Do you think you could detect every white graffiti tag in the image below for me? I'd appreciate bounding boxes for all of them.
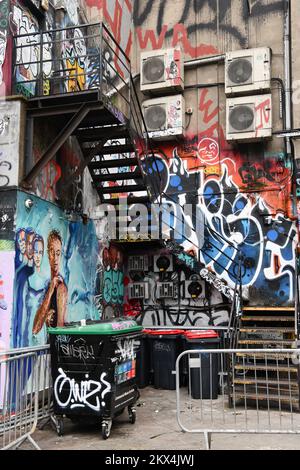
[54,368,111,411]
[200,268,233,300]
[116,339,136,361]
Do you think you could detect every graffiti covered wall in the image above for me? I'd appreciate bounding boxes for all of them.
[132,0,286,62]
[0,100,23,188]
[124,249,230,327]
[11,191,101,348]
[139,88,296,306]
[128,0,297,307]
[101,244,124,319]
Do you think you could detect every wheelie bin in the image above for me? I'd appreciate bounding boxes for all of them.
[184,330,220,399]
[48,318,142,439]
[147,330,183,390]
[135,329,153,388]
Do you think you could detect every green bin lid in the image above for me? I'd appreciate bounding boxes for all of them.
[48,318,142,336]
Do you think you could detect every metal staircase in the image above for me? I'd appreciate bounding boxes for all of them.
[228,306,299,410]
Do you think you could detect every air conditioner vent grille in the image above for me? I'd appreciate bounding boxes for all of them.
[229,105,255,132]
[144,105,166,131]
[142,56,165,84]
[227,58,253,85]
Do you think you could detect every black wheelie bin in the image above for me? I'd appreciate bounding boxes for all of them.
[184,330,220,399]
[48,318,142,439]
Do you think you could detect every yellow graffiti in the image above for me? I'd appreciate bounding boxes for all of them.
[66,58,86,92]
[43,78,50,96]
[204,165,221,175]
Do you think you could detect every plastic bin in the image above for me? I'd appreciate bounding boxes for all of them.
[48,318,142,439]
[184,330,220,399]
[135,329,152,388]
[147,330,183,390]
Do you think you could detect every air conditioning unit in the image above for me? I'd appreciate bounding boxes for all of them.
[226,94,272,142]
[140,48,184,94]
[154,254,173,273]
[184,280,205,299]
[128,255,149,271]
[225,47,271,96]
[157,282,177,299]
[142,94,185,140]
[128,282,149,300]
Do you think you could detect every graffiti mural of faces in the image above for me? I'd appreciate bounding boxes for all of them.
[12,228,68,347]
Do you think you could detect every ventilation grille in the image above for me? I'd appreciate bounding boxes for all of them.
[142,56,165,84]
[128,283,149,299]
[229,104,255,133]
[157,282,177,299]
[128,256,148,272]
[144,105,167,131]
[227,57,253,86]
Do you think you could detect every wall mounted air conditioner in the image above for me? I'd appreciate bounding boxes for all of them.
[154,254,173,273]
[140,47,184,94]
[128,282,149,300]
[128,255,149,271]
[184,280,205,299]
[142,94,185,141]
[225,47,271,96]
[226,94,272,142]
[157,282,177,299]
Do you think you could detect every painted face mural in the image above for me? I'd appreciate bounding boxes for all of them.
[12,193,101,348]
[33,237,44,269]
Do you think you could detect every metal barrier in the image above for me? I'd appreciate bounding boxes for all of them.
[175,348,300,450]
[0,345,51,450]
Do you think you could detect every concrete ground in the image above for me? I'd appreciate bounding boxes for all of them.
[24,386,300,451]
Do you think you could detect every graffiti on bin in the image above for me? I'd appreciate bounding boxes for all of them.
[153,341,172,353]
[115,338,136,361]
[55,337,96,362]
[54,368,111,411]
[111,320,137,330]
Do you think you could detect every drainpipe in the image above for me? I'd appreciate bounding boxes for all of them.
[284,0,293,156]
[284,0,298,339]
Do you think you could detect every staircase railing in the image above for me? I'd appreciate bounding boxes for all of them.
[227,254,243,349]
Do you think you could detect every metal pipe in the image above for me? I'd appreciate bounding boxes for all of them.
[284,0,293,156]
[184,54,225,69]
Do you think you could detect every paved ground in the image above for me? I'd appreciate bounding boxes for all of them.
[24,386,300,451]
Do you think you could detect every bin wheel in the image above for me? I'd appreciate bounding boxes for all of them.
[128,406,136,424]
[102,422,111,440]
[56,417,64,437]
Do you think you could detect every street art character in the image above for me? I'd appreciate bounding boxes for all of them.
[33,230,68,333]
[23,235,47,346]
[12,228,35,347]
